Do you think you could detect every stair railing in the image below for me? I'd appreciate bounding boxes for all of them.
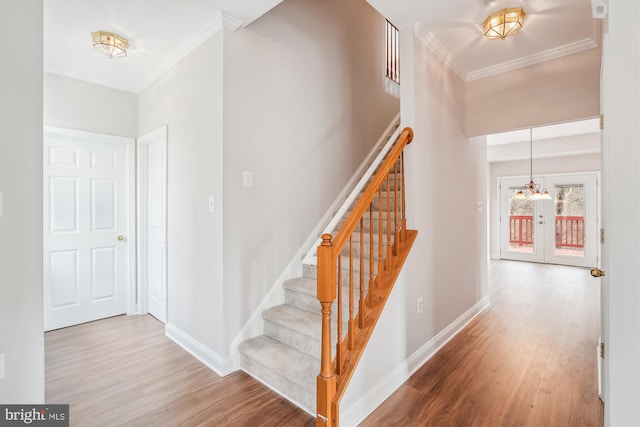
[316,127,417,427]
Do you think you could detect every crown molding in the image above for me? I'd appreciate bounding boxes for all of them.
[136,10,243,93]
[413,23,466,80]
[414,18,602,83]
[466,37,599,81]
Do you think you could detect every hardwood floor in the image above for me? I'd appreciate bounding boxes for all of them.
[45,314,315,426]
[360,260,603,427]
[46,260,603,426]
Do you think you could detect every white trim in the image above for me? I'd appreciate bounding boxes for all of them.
[136,126,168,320]
[414,21,601,82]
[229,249,303,357]
[165,322,236,377]
[490,252,500,260]
[467,38,600,81]
[413,23,464,79]
[340,296,491,427]
[136,11,243,93]
[302,113,401,266]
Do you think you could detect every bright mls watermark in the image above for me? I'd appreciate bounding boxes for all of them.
[0,405,68,426]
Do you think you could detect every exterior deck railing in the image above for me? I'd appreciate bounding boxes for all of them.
[508,215,585,249]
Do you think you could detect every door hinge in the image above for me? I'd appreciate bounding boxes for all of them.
[600,228,605,244]
[600,342,605,358]
[600,115,604,130]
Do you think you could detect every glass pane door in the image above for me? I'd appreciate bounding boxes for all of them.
[500,177,544,263]
[543,175,598,267]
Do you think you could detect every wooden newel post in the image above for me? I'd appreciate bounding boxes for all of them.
[317,233,337,427]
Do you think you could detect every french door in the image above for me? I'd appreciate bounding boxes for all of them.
[500,173,599,267]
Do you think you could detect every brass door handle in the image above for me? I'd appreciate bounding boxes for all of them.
[117,235,126,241]
[590,268,605,278]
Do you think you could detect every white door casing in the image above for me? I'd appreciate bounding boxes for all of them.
[500,176,545,263]
[137,127,168,323]
[500,173,599,268]
[44,127,135,331]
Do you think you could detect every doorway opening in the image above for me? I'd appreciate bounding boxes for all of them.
[499,173,599,268]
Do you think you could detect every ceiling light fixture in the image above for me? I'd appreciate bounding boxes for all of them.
[513,128,552,201]
[483,7,526,40]
[91,31,128,59]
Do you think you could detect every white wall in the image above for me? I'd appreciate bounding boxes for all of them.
[466,48,601,137]
[488,153,601,258]
[138,34,226,356]
[221,0,400,350]
[342,27,488,424]
[0,0,45,403]
[602,2,640,424]
[44,72,137,138]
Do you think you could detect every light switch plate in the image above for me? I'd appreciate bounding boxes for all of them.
[242,171,253,188]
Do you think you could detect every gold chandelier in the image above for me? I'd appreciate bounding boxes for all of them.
[483,7,526,40]
[513,128,552,201]
[91,31,128,59]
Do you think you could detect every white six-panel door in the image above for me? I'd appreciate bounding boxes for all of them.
[44,127,133,331]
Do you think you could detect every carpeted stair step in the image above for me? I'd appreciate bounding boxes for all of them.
[238,335,317,413]
[283,277,363,319]
[262,304,323,360]
[303,258,379,284]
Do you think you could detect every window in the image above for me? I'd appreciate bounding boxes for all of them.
[386,20,399,84]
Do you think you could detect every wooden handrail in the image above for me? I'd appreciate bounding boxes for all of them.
[316,127,417,427]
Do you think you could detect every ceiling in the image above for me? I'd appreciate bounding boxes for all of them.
[44,0,600,93]
[44,1,283,93]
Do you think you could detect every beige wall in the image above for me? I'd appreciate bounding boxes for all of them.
[0,0,45,403]
[466,48,601,137]
[341,26,488,423]
[221,0,400,351]
[44,73,138,138]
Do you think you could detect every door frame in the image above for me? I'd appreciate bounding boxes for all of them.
[499,171,601,267]
[43,126,137,326]
[136,126,168,321]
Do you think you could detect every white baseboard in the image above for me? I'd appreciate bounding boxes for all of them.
[165,322,236,377]
[340,295,491,427]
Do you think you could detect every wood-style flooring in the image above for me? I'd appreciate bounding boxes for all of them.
[45,260,603,426]
[360,260,603,426]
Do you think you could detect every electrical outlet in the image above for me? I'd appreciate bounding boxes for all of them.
[417,296,423,314]
[0,354,5,380]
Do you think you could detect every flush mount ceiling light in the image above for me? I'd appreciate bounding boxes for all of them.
[483,7,526,40]
[91,31,128,59]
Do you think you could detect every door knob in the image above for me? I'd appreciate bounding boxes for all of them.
[590,268,605,278]
[117,235,126,241]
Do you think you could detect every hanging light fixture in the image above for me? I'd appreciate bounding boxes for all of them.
[91,31,128,59]
[483,7,526,40]
[513,128,552,201]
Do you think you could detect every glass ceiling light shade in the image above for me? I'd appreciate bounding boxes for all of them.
[483,7,526,40]
[514,129,552,201]
[91,31,128,59]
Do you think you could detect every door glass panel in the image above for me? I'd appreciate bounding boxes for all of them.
[554,183,585,258]
[508,187,534,253]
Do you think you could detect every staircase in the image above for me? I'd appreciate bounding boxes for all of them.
[238,124,416,425]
